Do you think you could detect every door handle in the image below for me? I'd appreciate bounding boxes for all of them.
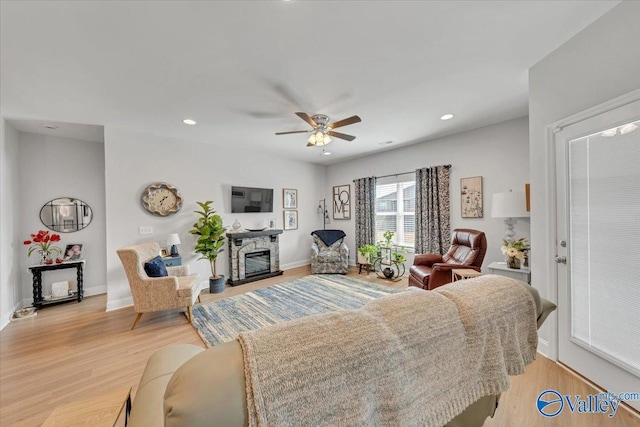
[555,255,567,264]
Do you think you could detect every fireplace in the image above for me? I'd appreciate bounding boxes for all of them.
[227,229,283,286]
[245,250,270,278]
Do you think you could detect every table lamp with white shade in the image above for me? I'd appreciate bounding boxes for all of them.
[491,190,529,242]
[166,233,181,256]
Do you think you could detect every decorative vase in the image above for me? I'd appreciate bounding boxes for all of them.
[232,220,241,232]
[39,251,49,265]
[507,256,520,269]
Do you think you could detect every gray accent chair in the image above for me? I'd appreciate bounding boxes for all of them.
[310,233,349,274]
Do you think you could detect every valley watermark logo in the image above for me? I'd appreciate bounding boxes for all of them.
[537,390,564,417]
[537,389,639,418]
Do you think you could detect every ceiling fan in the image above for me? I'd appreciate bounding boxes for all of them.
[275,112,361,146]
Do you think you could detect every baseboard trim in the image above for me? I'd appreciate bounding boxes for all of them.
[280,259,310,270]
[106,296,133,312]
[537,337,550,358]
[0,300,24,331]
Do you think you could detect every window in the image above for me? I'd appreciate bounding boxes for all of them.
[375,177,415,248]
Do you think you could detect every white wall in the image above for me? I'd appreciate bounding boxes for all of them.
[104,127,326,311]
[529,1,640,357]
[17,132,107,303]
[0,120,22,329]
[326,116,530,270]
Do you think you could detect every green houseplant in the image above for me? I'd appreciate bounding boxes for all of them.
[357,244,379,264]
[189,201,227,293]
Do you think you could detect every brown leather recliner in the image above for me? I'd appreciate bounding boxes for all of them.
[409,228,487,290]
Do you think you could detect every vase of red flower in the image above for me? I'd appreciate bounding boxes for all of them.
[24,230,62,265]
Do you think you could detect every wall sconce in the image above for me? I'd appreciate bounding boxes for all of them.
[317,199,331,229]
[491,190,529,241]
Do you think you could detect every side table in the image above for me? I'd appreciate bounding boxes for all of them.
[29,260,85,308]
[42,386,131,427]
[487,261,531,284]
[451,268,482,282]
[162,256,182,267]
[357,262,371,275]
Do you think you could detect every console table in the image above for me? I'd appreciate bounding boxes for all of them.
[487,261,531,284]
[29,260,84,308]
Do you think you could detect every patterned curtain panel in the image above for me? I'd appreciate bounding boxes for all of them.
[415,165,451,254]
[354,176,377,250]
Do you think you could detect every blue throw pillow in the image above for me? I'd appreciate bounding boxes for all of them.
[144,255,168,277]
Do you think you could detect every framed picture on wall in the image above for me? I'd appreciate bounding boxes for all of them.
[332,184,351,220]
[460,176,483,218]
[283,210,298,230]
[283,188,298,209]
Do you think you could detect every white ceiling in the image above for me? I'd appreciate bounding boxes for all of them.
[0,1,619,165]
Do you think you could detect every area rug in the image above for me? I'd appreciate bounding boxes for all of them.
[192,274,402,347]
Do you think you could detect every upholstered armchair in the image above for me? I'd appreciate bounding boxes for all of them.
[409,228,487,290]
[117,242,201,330]
[310,230,349,274]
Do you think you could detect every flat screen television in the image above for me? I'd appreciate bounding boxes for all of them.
[231,186,274,213]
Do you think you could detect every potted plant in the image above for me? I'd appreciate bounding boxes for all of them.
[189,201,227,293]
[382,230,394,247]
[391,249,406,264]
[357,244,379,265]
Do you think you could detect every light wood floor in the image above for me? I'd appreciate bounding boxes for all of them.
[1,266,638,426]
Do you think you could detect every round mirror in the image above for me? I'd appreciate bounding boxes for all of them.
[40,197,93,233]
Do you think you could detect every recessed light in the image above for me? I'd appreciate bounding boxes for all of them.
[322,149,331,156]
[440,114,454,121]
[182,119,196,125]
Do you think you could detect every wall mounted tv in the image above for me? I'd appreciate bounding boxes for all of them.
[231,186,274,213]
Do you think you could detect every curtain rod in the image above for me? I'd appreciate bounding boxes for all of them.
[353,164,451,182]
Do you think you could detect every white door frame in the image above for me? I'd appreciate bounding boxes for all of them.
[543,88,640,361]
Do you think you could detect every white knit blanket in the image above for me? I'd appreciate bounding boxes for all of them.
[237,275,538,427]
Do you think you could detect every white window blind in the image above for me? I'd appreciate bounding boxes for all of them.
[568,119,640,374]
[375,176,415,248]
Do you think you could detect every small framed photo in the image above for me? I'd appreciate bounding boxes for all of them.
[268,218,276,229]
[63,244,83,261]
[283,188,298,209]
[283,210,298,230]
[160,247,169,257]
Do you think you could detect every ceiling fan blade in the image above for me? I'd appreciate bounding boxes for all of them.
[295,112,318,128]
[328,131,356,141]
[275,130,310,135]
[328,115,361,130]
